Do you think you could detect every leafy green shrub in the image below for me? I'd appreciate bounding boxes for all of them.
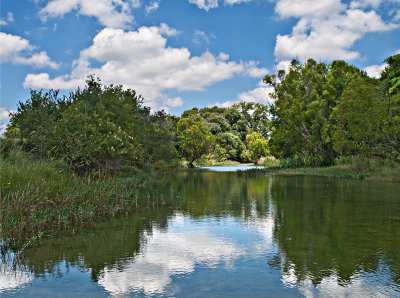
[5,76,178,174]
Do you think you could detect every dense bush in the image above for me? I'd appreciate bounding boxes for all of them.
[6,77,177,174]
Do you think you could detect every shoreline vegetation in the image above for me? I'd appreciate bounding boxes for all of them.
[1,150,398,245]
[0,150,154,244]
[1,54,399,244]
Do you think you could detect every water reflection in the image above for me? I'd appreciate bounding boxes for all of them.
[98,214,244,295]
[0,264,32,293]
[2,170,400,296]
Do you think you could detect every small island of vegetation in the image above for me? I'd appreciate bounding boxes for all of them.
[1,54,399,243]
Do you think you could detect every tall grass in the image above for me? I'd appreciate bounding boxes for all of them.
[0,150,152,243]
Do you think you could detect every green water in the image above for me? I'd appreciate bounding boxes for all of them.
[1,167,400,297]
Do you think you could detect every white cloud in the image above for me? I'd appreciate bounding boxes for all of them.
[364,63,387,78]
[274,0,398,62]
[224,0,251,4]
[275,0,345,18]
[238,86,275,106]
[189,0,219,10]
[188,0,251,10]
[145,1,160,13]
[0,107,14,121]
[131,0,142,8]
[275,60,291,73]
[212,83,274,108]
[0,32,59,69]
[7,12,14,22]
[0,12,14,25]
[39,0,134,28]
[23,73,83,89]
[23,24,266,110]
[193,30,216,44]
[350,0,382,9]
[164,97,184,107]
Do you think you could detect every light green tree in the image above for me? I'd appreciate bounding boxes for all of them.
[246,132,268,164]
[177,115,216,167]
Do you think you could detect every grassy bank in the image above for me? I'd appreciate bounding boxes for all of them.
[0,150,154,243]
[251,156,400,182]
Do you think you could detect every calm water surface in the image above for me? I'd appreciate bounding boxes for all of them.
[1,167,400,297]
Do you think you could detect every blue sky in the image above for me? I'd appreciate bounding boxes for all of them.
[1,0,400,128]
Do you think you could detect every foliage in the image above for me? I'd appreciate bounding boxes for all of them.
[246,132,268,164]
[0,150,153,241]
[264,55,400,163]
[177,114,216,167]
[216,132,245,161]
[179,103,270,163]
[6,76,178,174]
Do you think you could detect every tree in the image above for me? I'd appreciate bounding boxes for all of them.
[177,115,216,167]
[264,58,371,164]
[330,77,383,156]
[246,132,268,164]
[6,76,179,174]
[216,132,245,161]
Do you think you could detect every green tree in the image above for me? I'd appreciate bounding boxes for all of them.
[216,132,245,161]
[6,76,178,174]
[264,58,369,164]
[330,77,383,156]
[177,115,216,167]
[246,132,269,164]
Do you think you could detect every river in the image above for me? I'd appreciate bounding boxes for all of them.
[1,166,400,297]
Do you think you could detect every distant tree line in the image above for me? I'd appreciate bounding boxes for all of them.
[3,54,399,172]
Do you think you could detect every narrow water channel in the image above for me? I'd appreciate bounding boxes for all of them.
[1,167,400,297]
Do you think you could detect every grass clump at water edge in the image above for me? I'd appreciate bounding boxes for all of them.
[0,150,153,244]
[245,155,400,182]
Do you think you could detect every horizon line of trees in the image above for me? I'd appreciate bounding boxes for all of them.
[2,54,399,173]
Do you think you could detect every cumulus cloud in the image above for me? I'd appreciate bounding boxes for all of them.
[145,1,160,14]
[350,0,382,9]
[131,0,142,8]
[0,107,13,121]
[189,0,219,10]
[275,0,345,18]
[364,63,387,78]
[0,32,59,69]
[39,0,134,28]
[163,97,184,107]
[0,12,14,25]
[23,24,266,110]
[274,0,398,62]
[238,86,275,106]
[188,0,251,10]
[0,107,15,136]
[274,60,292,73]
[213,84,274,108]
[193,30,216,44]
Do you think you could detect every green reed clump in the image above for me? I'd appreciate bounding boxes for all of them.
[0,150,152,242]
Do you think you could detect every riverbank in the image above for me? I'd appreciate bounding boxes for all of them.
[248,158,400,182]
[0,150,154,243]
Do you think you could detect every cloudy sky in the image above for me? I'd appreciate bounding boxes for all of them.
[1,0,399,122]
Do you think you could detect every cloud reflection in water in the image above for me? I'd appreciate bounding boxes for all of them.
[98,213,245,295]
